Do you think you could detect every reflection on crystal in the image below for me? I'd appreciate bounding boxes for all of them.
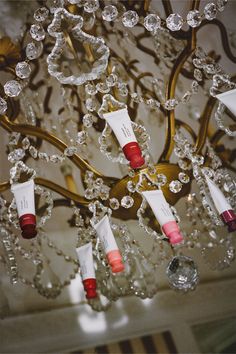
[166,256,199,291]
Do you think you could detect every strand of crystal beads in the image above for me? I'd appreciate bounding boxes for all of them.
[214,102,236,137]
[137,199,164,240]
[0,227,18,284]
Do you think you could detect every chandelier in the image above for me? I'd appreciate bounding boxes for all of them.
[0,0,236,313]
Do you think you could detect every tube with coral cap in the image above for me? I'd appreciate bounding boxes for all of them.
[11,180,37,239]
[103,108,145,169]
[142,189,184,244]
[205,176,236,232]
[216,88,236,116]
[76,243,97,299]
[93,215,125,273]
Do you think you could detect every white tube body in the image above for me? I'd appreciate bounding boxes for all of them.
[93,215,118,253]
[205,176,232,214]
[216,88,236,116]
[103,108,137,148]
[76,243,95,280]
[11,180,35,218]
[142,190,175,226]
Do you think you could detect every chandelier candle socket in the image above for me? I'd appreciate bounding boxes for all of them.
[205,176,236,232]
[142,190,184,244]
[103,108,145,169]
[76,243,97,299]
[216,88,236,116]
[93,215,125,273]
[11,180,37,239]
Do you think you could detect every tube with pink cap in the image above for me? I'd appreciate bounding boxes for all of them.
[93,215,125,273]
[142,190,184,245]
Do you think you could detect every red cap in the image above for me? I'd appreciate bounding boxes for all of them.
[221,210,236,233]
[162,221,184,245]
[82,278,97,299]
[19,214,37,239]
[122,142,145,169]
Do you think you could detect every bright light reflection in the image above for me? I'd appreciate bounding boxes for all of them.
[78,312,108,333]
[142,298,154,307]
[68,274,84,304]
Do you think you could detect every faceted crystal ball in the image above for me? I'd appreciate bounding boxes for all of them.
[166,255,199,291]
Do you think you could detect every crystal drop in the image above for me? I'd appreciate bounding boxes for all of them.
[156,174,167,186]
[181,91,192,103]
[85,83,97,95]
[217,0,227,11]
[34,7,49,22]
[96,82,110,94]
[169,180,182,193]
[127,181,136,193]
[174,147,185,158]
[76,131,88,144]
[85,171,94,183]
[166,256,199,291]
[194,68,202,81]
[84,0,99,13]
[144,14,161,32]
[38,152,49,161]
[29,145,38,158]
[0,97,7,114]
[102,5,118,22]
[15,61,31,79]
[50,154,64,163]
[4,80,22,97]
[106,74,118,87]
[191,80,199,94]
[30,24,45,41]
[83,114,94,128]
[8,149,25,163]
[85,98,97,112]
[26,41,43,60]
[202,167,214,178]
[164,98,178,110]
[186,10,202,27]
[121,196,134,208]
[100,185,110,200]
[204,3,217,20]
[192,154,204,165]
[22,137,30,150]
[178,172,190,184]
[109,198,119,210]
[64,146,78,156]
[166,13,183,31]
[122,11,139,28]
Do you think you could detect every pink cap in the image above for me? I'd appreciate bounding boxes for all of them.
[122,142,145,169]
[19,214,37,239]
[221,210,236,233]
[162,221,184,244]
[82,278,97,299]
[107,250,125,273]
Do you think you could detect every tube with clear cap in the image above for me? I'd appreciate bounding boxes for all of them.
[93,215,125,273]
[142,189,184,244]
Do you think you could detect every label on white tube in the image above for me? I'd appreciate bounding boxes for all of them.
[76,243,95,280]
[103,108,137,148]
[205,176,232,214]
[93,215,118,253]
[142,189,175,227]
[216,88,236,116]
[11,180,35,218]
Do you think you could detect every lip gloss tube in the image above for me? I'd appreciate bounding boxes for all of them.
[11,180,37,239]
[76,243,97,299]
[103,108,145,169]
[142,190,184,244]
[93,215,125,273]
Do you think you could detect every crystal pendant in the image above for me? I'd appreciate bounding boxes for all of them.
[166,256,199,291]
[102,5,118,22]
[26,41,43,60]
[144,14,161,32]
[4,80,22,97]
[15,61,31,79]
[8,149,25,163]
[122,11,139,28]
[166,14,183,31]
[169,180,182,193]
[0,97,7,114]
[204,3,217,20]
[121,196,134,209]
[30,24,45,41]
[47,8,110,85]
[187,10,202,27]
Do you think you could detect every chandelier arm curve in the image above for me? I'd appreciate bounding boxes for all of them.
[0,115,118,184]
[175,119,197,142]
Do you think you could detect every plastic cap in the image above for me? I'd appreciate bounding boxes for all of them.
[162,221,184,245]
[221,210,236,233]
[19,214,37,239]
[107,250,125,273]
[122,142,145,169]
[83,278,97,299]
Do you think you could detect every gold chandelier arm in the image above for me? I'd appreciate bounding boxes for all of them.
[0,115,118,184]
[0,177,90,206]
[159,0,200,163]
[175,119,197,142]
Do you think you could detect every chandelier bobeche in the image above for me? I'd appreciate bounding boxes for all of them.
[0,0,235,312]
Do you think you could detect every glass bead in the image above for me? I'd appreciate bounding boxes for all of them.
[187,10,202,27]
[169,180,182,193]
[166,13,183,31]
[122,11,139,28]
[15,61,31,79]
[30,24,45,41]
[0,97,7,114]
[34,7,49,22]
[204,3,217,20]
[102,5,118,22]
[4,80,22,97]
[144,14,161,32]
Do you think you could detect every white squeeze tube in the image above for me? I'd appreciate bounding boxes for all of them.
[216,88,236,116]
[142,190,183,244]
[205,176,236,232]
[93,215,125,273]
[76,243,97,299]
[11,180,37,239]
[103,108,145,169]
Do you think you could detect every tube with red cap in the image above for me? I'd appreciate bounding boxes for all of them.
[142,189,184,244]
[205,176,236,232]
[93,215,125,273]
[103,108,145,169]
[76,243,97,299]
[11,180,37,239]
